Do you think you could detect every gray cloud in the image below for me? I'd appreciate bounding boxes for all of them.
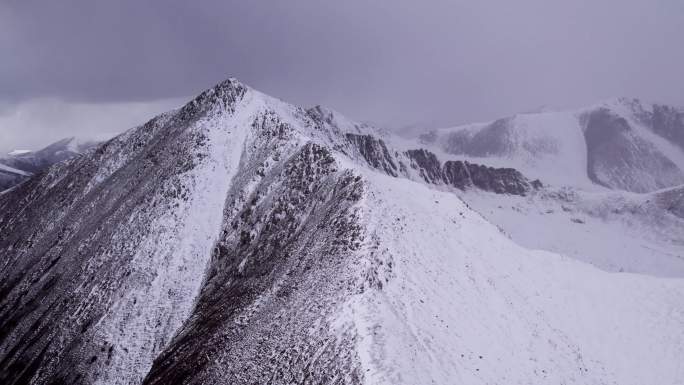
[1,0,683,149]
[0,98,183,154]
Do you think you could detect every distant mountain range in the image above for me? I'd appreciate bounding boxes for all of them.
[1,79,683,384]
[419,97,684,193]
[0,137,106,191]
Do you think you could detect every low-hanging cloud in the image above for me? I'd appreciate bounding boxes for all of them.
[0,98,183,154]
[1,0,683,151]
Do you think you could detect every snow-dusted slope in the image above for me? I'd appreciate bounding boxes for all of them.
[350,172,684,384]
[1,79,683,384]
[421,98,684,193]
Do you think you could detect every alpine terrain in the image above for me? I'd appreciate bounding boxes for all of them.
[1,79,683,385]
[1,137,108,192]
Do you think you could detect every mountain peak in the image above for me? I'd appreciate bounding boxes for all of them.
[178,77,249,119]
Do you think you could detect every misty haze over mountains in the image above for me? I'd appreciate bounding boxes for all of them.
[1,78,683,384]
[3,1,684,154]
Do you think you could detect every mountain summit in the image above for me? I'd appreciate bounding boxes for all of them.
[1,79,683,385]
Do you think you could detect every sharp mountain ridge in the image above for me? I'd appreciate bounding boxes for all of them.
[1,79,683,385]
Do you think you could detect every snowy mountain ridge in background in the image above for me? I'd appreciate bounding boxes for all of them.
[0,136,111,191]
[418,97,684,193]
[1,79,683,384]
[411,97,684,277]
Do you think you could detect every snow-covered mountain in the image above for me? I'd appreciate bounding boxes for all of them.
[0,137,107,191]
[1,79,683,385]
[419,98,684,193]
[411,98,684,277]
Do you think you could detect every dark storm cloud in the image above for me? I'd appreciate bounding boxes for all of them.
[1,0,683,131]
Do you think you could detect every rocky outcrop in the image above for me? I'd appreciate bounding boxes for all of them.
[405,148,539,195]
[345,134,399,177]
[405,149,442,184]
[343,139,538,196]
[444,161,531,195]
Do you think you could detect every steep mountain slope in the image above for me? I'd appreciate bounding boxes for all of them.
[420,98,684,193]
[1,79,683,384]
[0,137,107,191]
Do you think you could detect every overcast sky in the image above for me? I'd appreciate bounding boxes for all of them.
[1,0,683,154]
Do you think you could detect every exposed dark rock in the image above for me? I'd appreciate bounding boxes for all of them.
[404,148,535,195]
[440,160,472,190]
[405,149,442,184]
[445,161,531,195]
[143,143,365,385]
[530,179,543,189]
[305,105,337,130]
[345,134,398,177]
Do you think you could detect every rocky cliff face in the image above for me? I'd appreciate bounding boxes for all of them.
[405,148,537,195]
[341,135,539,196]
[344,134,399,177]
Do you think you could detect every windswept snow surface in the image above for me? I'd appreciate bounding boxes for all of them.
[346,171,684,385]
[460,188,684,277]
